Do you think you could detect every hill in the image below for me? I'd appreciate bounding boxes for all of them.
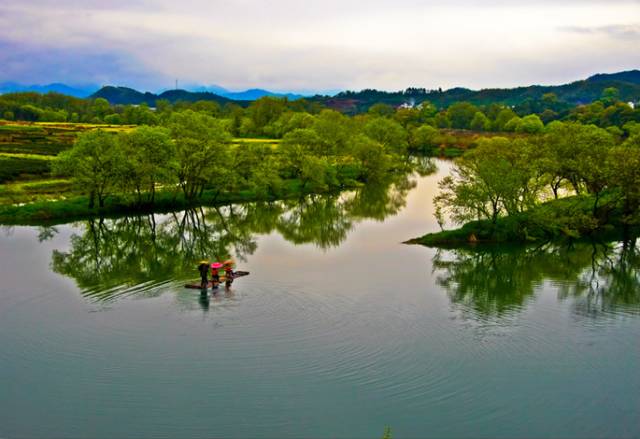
[311,69,640,113]
[89,70,640,112]
[0,82,98,98]
[587,70,640,84]
[221,88,304,100]
[186,85,304,100]
[91,86,240,106]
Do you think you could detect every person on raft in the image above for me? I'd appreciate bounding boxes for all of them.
[210,262,223,289]
[223,260,235,289]
[197,261,209,289]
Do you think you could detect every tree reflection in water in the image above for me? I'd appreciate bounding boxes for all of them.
[433,238,640,320]
[51,173,417,302]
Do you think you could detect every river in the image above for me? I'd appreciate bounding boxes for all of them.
[1,160,639,438]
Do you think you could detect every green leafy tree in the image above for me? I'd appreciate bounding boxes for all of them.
[118,126,177,204]
[53,130,125,208]
[247,97,286,136]
[434,112,451,128]
[368,103,395,117]
[517,114,544,133]
[447,102,479,129]
[606,143,640,224]
[601,87,620,105]
[92,97,111,119]
[503,116,522,132]
[122,103,159,125]
[542,122,614,210]
[434,137,541,224]
[409,125,439,152]
[312,109,352,154]
[349,134,390,181]
[493,108,518,131]
[363,117,408,154]
[470,111,491,131]
[166,110,232,199]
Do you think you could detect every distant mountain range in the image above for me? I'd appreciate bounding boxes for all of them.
[0,82,100,97]
[90,85,307,106]
[3,70,639,113]
[191,85,305,101]
[91,86,238,106]
[90,70,640,112]
[311,70,640,114]
[0,81,306,102]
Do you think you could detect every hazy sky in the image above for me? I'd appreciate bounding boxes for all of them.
[1,0,639,92]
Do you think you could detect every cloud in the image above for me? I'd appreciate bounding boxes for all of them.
[0,0,639,91]
[561,24,640,41]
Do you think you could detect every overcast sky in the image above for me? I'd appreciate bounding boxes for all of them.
[1,0,639,92]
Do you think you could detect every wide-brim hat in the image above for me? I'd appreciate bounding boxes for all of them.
[211,262,223,269]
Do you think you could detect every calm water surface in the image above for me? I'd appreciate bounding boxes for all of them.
[1,160,639,438]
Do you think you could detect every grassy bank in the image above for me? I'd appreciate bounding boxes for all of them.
[0,177,365,226]
[408,193,636,247]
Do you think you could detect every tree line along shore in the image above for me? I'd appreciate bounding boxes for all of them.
[0,88,639,234]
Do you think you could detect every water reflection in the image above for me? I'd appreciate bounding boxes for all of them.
[51,173,417,302]
[433,239,640,320]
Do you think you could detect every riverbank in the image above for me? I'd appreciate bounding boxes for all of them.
[408,193,637,247]
[0,176,367,226]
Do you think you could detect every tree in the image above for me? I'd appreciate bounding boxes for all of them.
[447,102,479,129]
[118,126,177,204]
[312,109,352,154]
[166,111,232,199]
[493,108,518,131]
[348,134,390,181]
[470,112,491,131]
[230,142,283,197]
[368,103,395,117]
[409,125,439,152]
[272,111,315,137]
[247,97,286,136]
[434,137,541,224]
[282,128,326,157]
[503,116,522,132]
[122,103,158,125]
[363,117,408,154]
[542,122,614,210]
[517,114,544,134]
[601,87,619,105]
[53,130,125,208]
[434,112,451,128]
[606,144,640,224]
[92,98,111,119]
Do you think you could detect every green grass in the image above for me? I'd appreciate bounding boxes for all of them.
[0,152,57,160]
[0,177,363,225]
[0,178,73,206]
[0,156,51,183]
[0,142,69,155]
[0,124,43,132]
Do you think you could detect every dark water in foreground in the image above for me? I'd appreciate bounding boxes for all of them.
[1,161,639,438]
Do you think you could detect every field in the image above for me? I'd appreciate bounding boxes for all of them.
[0,121,133,204]
[0,120,512,209]
[0,121,286,207]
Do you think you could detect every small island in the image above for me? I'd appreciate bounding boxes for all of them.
[410,120,640,247]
